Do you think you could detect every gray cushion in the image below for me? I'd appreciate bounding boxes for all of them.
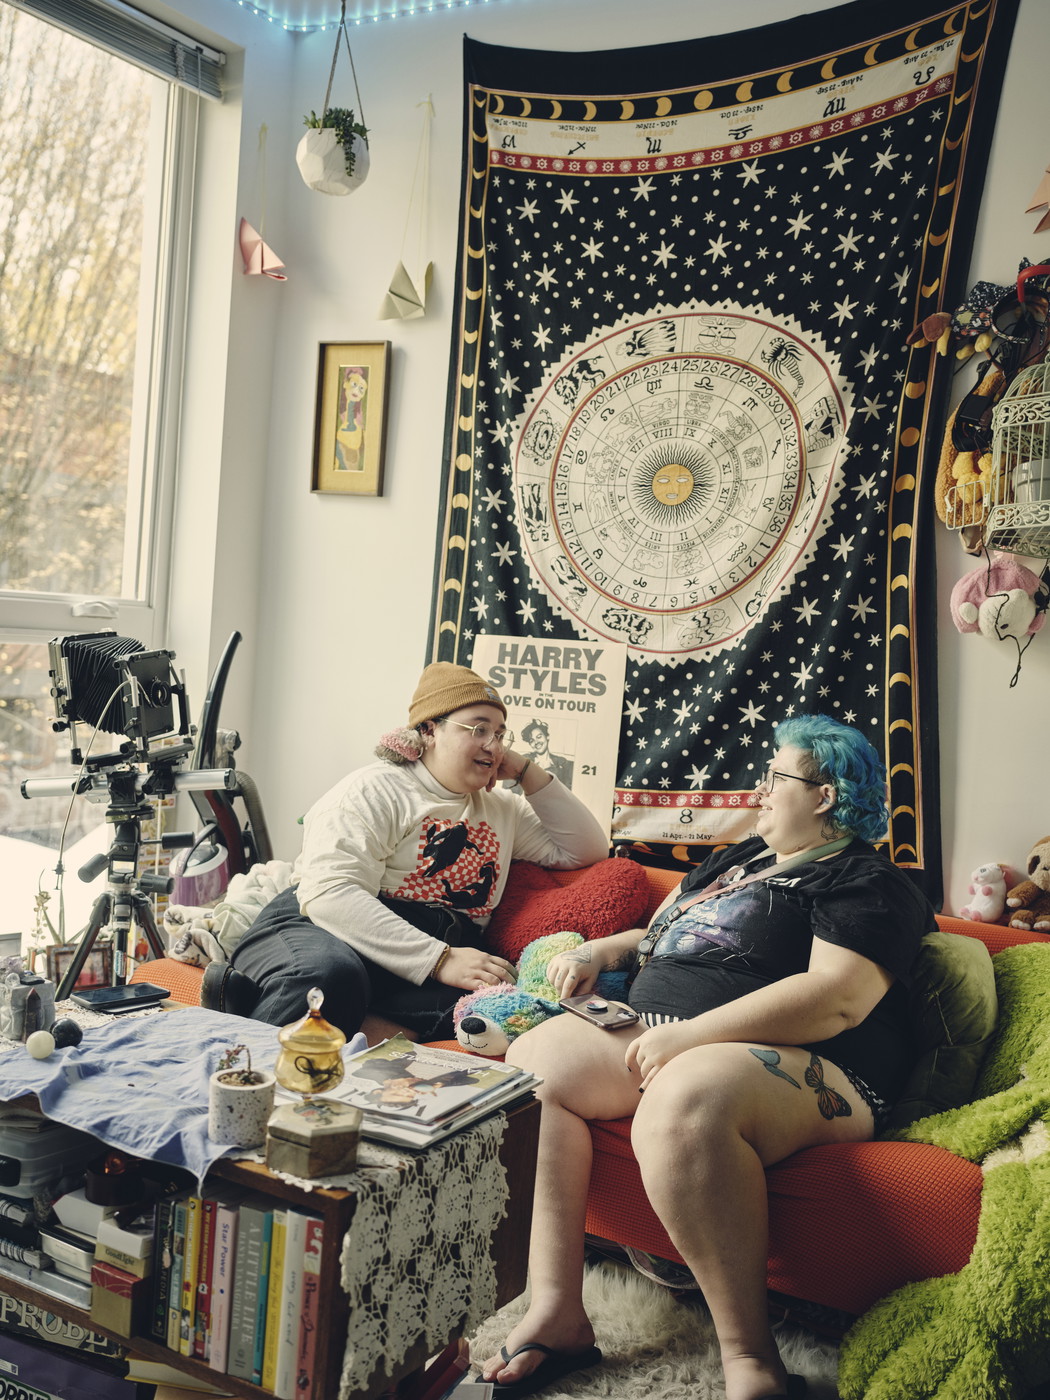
[881,930,998,1133]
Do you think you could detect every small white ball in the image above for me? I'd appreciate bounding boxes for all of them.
[26,1030,55,1059]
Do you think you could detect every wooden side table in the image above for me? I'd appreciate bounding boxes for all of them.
[0,1095,540,1400]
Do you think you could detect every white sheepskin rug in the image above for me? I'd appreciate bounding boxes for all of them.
[467,1262,841,1398]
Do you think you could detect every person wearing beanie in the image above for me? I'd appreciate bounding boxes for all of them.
[203,661,607,1042]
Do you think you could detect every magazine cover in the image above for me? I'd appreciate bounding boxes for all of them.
[335,1036,525,1124]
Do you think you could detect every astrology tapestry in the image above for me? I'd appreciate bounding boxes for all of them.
[428,0,1020,899]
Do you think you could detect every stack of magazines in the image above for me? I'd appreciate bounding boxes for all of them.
[331,1036,539,1148]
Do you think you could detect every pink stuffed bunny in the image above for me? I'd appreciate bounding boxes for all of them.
[958,862,1008,923]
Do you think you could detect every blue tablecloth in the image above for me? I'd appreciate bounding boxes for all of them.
[0,1008,289,1185]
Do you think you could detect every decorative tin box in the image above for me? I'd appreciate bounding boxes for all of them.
[265,1099,361,1178]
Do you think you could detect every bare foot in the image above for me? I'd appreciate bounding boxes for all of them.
[721,1349,790,1400]
[478,1302,596,1386]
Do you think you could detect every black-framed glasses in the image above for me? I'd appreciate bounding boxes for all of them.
[441,719,514,749]
[758,767,821,792]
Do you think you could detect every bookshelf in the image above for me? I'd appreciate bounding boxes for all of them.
[0,1096,540,1400]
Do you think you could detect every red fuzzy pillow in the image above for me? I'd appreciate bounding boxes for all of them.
[486,858,651,963]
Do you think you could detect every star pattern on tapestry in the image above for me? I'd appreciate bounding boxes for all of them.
[432,0,1020,893]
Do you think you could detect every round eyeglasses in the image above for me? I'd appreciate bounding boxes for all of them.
[441,719,514,749]
[757,767,821,793]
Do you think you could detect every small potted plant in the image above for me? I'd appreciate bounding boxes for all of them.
[207,1043,276,1148]
[297,107,370,196]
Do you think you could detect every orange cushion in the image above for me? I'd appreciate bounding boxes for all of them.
[130,957,204,1006]
[935,913,1050,955]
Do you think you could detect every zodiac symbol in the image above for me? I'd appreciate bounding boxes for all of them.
[759,338,805,394]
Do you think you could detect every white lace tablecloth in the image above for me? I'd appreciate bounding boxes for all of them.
[336,1115,509,1398]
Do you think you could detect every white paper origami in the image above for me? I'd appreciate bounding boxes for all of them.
[378,261,432,320]
[238,218,287,280]
[296,127,370,196]
[1026,163,1050,234]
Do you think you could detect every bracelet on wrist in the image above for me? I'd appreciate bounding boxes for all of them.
[430,944,451,979]
[514,757,532,789]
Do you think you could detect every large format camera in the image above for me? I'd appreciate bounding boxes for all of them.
[21,632,239,998]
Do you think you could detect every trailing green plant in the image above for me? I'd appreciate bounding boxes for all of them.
[303,108,369,177]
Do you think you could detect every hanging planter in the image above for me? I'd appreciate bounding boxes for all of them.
[297,108,370,196]
[297,1,369,197]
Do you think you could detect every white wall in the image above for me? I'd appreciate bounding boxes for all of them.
[153,0,1050,910]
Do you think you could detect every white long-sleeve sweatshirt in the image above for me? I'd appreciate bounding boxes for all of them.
[293,759,608,984]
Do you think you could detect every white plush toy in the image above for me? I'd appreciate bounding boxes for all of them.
[957,862,1008,924]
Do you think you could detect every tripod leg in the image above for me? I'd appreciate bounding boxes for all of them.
[56,893,113,1000]
[129,893,168,962]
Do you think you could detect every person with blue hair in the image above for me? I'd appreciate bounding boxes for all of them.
[480,715,934,1400]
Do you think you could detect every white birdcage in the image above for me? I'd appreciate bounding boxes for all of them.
[984,356,1050,558]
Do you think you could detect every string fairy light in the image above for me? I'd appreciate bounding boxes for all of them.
[230,0,502,33]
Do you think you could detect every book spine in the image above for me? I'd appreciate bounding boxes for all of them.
[226,1202,267,1382]
[250,1209,274,1387]
[179,1194,203,1357]
[193,1196,217,1360]
[295,1217,324,1400]
[208,1201,240,1373]
[261,1209,287,1392]
[166,1197,187,1351]
[273,1211,307,1400]
[150,1197,175,1342]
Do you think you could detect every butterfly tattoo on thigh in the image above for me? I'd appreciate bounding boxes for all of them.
[804,1054,852,1120]
[748,1048,852,1120]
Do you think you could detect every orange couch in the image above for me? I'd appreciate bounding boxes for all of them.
[135,867,1050,1322]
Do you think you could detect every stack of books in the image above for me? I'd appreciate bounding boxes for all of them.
[331,1035,539,1149]
[150,1187,324,1400]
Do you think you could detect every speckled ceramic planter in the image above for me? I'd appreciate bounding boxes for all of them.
[207,1069,276,1148]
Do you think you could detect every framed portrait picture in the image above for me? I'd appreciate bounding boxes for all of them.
[311,341,391,495]
[45,943,113,992]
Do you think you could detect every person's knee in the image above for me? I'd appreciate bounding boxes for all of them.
[630,1048,743,1154]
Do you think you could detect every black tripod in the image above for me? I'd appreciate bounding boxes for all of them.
[56,773,187,1001]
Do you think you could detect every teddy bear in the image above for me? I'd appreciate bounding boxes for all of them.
[1004,836,1050,932]
[957,863,1008,923]
[949,552,1049,643]
[453,930,629,1056]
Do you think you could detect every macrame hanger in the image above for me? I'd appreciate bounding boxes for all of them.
[399,96,433,274]
[257,124,269,235]
[322,0,367,130]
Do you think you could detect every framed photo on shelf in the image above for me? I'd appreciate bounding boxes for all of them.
[311,340,391,495]
[45,943,112,991]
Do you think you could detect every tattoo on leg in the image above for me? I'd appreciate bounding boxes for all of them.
[804,1054,852,1120]
[749,1047,801,1089]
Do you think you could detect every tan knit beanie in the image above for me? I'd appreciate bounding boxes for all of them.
[408,662,506,727]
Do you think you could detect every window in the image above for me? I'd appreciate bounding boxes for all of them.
[0,0,213,936]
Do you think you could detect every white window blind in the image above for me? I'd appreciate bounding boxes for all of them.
[5,0,225,98]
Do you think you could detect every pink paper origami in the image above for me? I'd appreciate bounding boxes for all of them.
[238,217,287,280]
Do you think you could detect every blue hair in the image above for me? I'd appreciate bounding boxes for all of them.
[773,714,888,844]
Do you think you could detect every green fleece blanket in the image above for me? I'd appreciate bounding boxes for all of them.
[838,943,1050,1399]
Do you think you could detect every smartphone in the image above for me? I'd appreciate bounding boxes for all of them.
[69,983,171,1014]
[558,994,640,1029]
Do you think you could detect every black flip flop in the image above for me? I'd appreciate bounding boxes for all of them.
[490,1341,604,1396]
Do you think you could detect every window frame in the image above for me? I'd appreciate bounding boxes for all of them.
[0,24,203,654]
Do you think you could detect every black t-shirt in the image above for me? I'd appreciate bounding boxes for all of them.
[628,837,935,1103]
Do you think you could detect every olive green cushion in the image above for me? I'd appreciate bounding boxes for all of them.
[881,930,999,1134]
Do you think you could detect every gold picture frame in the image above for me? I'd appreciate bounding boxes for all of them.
[311,341,391,495]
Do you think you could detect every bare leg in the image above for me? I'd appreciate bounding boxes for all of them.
[478,1013,644,1387]
[632,1042,873,1400]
